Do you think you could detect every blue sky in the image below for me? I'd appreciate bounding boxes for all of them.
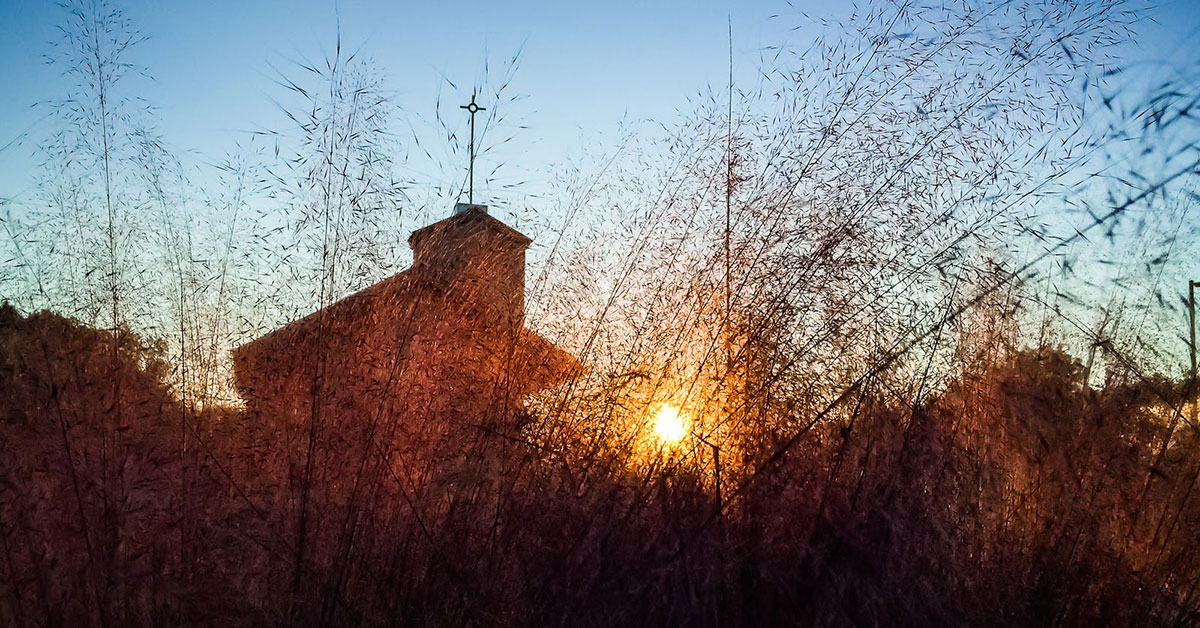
[1,1,1198,207]
[0,0,820,207]
[1,0,1199,374]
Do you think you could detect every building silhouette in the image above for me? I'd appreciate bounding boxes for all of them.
[233,204,578,470]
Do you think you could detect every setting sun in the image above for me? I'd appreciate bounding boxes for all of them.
[653,404,688,444]
[0,0,1188,623]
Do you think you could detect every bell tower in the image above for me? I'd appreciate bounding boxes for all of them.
[408,204,531,326]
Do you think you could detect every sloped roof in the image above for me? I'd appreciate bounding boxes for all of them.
[408,206,531,251]
[233,207,576,389]
[233,268,416,363]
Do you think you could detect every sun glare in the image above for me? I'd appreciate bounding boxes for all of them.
[653,403,688,445]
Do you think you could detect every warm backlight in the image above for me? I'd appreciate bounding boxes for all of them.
[653,403,688,444]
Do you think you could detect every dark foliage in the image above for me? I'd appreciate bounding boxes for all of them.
[3,0,1199,626]
[3,306,1199,626]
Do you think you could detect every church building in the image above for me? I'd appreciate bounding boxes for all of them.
[232,203,579,462]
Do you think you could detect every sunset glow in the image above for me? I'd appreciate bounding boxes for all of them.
[1,0,1195,624]
[653,403,688,444]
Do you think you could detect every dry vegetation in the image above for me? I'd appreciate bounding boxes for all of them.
[2,0,1200,626]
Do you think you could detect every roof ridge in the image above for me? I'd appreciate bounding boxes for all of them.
[408,206,531,250]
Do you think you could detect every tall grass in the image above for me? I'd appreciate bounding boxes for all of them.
[2,0,1199,626]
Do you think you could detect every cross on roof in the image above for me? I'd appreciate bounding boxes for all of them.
[461,93,486,205]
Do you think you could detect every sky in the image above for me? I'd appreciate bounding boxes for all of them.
[0,0,820,211]
[1,0,1198,208]
[2,0,1200,374]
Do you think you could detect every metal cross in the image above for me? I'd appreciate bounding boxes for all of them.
[460,93,486,204]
